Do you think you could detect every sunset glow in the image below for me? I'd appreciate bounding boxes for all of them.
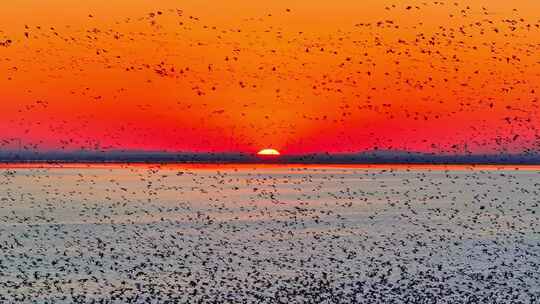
[0,0,538,155]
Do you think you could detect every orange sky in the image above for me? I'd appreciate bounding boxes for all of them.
[1,0,539,154]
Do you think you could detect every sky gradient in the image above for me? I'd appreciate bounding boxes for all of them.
[1,0,539,154]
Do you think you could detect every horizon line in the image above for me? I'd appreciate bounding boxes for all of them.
[0,149,539,156]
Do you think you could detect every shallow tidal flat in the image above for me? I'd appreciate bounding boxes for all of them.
[0,164,539,303]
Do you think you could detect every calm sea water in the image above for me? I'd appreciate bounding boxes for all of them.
[0,164,539,303]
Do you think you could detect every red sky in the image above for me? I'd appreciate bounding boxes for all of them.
[1,0,539,154]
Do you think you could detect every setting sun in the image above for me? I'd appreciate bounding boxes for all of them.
[257,149,281,156]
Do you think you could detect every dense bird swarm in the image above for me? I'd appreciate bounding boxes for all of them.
[0,165,539,303]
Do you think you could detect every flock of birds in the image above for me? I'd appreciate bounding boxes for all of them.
[0,164,539,303]
[0,1,539,303]
[0,1,539,152]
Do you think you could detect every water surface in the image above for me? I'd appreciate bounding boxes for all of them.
[0,164,539,303]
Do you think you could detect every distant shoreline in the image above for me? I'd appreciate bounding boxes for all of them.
[1,161,540,171]
[1,150,539,166]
